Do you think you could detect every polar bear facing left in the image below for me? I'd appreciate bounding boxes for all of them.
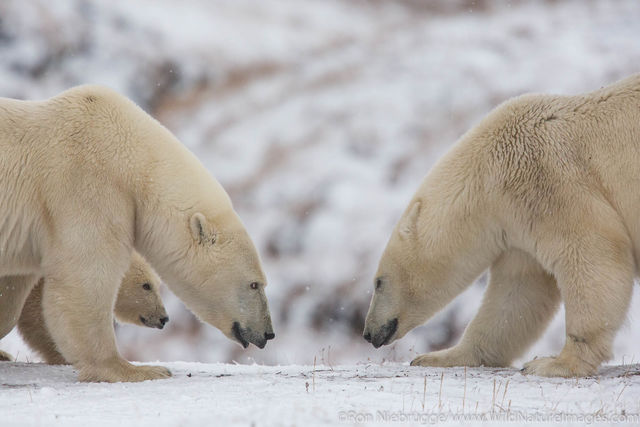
[364,74,640,377]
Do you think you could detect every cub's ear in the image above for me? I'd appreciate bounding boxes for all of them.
[398,200,421,240]
[190,213,217,245]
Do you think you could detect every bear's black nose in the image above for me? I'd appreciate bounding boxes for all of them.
[264,332,275,340]
[160,316,169,326]
[363,332,372,343]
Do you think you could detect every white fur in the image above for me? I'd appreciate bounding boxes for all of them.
[3,251,167,365]
[0,86,273,382]
[364,74,640,377]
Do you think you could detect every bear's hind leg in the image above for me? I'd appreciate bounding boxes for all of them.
[411,249,560,368]
[42,254,171,382]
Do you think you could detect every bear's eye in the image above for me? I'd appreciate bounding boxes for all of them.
[142,283,151,291]
[250,282,259,290]
[375,278,383,291]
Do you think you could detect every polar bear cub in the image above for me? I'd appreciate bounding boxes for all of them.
[364,74,640,377]
[0,252,167,364]
[23,252,166,364]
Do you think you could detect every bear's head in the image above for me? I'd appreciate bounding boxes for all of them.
[162,209,275,349]
[363,200,426,348]
[364,197,470,348]
[363,187,492,349]
[83,85,275,350]
[114,252,169,329]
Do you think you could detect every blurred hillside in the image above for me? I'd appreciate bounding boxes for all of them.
[2,0,640,366]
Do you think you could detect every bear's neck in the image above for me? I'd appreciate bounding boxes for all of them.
[119,115,231,288]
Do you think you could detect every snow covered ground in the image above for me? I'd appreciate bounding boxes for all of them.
[2,362,640,426]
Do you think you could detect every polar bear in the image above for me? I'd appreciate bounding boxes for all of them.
[0,251,167,364]
[0,85,274,382]
[26,252,166,364]
[363,74,640,377]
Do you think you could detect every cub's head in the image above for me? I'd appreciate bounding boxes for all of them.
[170,210,274,349]
[114,252,169,329]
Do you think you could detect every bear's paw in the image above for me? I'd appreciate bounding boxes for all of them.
[410,348,478,368]
[78,360,172,383]
[521,356,596,378]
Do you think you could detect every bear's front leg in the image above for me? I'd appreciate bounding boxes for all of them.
[522,212,634,377]
[41,261,171,383]
[411,249,561,369]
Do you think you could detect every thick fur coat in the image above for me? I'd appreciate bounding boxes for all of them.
[364,74,640,377]
[0,86,274,382]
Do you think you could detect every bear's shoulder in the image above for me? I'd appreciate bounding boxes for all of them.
[51,85,131,110]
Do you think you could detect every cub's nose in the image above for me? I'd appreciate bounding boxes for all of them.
[160,316,169,326]
[363,332,372,343]
[264,332,275,341]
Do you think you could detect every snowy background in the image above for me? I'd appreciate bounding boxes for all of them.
[2,0,640,370]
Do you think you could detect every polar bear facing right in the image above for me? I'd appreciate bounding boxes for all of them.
[13,251,167,365]
[0,85,274,382]
[363,74,640,377]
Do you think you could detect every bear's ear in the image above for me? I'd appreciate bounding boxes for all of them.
[398,200,421,240]
[190,213,217,245]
